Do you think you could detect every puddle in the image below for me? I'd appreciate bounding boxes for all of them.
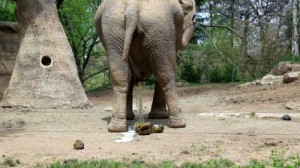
[115,126,136,143]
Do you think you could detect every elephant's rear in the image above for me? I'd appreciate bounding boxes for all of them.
[135,0,183,77]
[95,0,128,51]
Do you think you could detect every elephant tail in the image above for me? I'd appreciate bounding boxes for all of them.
[122,1,138,61]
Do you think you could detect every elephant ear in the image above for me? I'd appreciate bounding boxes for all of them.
[179,0,196,30]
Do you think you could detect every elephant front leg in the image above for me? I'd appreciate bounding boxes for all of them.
[148,82,169,119]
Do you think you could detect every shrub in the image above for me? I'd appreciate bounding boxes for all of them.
[181,63,202,83]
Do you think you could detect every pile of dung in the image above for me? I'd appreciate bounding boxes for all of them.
[73,140,84,150]
[134,122,164,135]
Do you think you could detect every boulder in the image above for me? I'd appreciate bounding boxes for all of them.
[283,72,300,84]
[269,62,300,75]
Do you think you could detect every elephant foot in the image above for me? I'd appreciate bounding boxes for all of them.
[126,112,135,120]
[168,112,186,128]
[148,109,169,119]
[108,117,127,132]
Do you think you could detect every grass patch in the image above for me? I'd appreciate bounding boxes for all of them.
[47,153,300,168]
[48,159,176,168]
[2,156,20,167]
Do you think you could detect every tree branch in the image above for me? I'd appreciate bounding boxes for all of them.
[201,27,235,65]
[200,24,242,39]
[83,67,109,82]
[82,34,100,76]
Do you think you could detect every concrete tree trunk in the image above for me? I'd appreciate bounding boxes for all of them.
[1,0,91,109]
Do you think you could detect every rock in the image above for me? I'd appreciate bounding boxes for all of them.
[73,140,84,150]
[285,102,300,110]
[283,72,300,84]
[259,75,283,85]
[270,62,300,75]
[238,75,283,88]
[238,82,251,88]
[282,114,291,121]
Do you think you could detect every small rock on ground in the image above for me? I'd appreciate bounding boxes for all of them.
[282,114,292,121]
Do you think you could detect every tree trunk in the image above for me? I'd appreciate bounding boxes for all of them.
[292,0,299,58]
[1,0,91,108]
[240,2,250,73]
[229,0,235,47]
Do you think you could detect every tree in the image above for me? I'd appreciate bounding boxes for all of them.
[0,0,16,21]
[292,0,299,58]
[1,0,91,108]
[195,0,290,78]
[59,0,108,86]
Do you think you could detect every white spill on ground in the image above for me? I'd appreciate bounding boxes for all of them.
[115,126,136,143]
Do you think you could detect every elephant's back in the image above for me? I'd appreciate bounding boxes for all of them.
[139,0,178,27]
[138,0,181,42]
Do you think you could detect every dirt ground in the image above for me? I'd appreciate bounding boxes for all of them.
[1,82,300,167]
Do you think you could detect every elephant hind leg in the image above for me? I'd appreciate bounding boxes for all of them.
[126,78,135,120]
[107,51,130,132]
[108,90,127,132]
[164,87,186,128]
[153,61,186,128]
[148,82,169,119]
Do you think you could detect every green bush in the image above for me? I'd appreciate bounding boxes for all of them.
[181,63,202,83]
[0,2,16,22]
[278,55,300,64]
[207,65,240,83]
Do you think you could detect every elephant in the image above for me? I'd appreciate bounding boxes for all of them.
[95,0,196,132]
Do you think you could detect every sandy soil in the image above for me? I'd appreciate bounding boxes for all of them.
[1,82,300,167]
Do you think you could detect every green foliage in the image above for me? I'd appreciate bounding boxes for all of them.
[178,45,204,83]
[270,150,287,168]
[0,1,16,21]
[59,0,108,90]
[83,72,112,92]
[3,156,20,167]
[181,62,202,83]
[48,159,176,168]
[46,153,300,168]
[145,75,156,85]
[181,159,235,168]
[240,159,266,168]
[278,55,300,64]
[207,65,240,83]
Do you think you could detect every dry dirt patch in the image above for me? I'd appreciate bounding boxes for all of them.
[0,83,300,167]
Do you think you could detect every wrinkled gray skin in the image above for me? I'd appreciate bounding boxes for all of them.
[95,0,196,132]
